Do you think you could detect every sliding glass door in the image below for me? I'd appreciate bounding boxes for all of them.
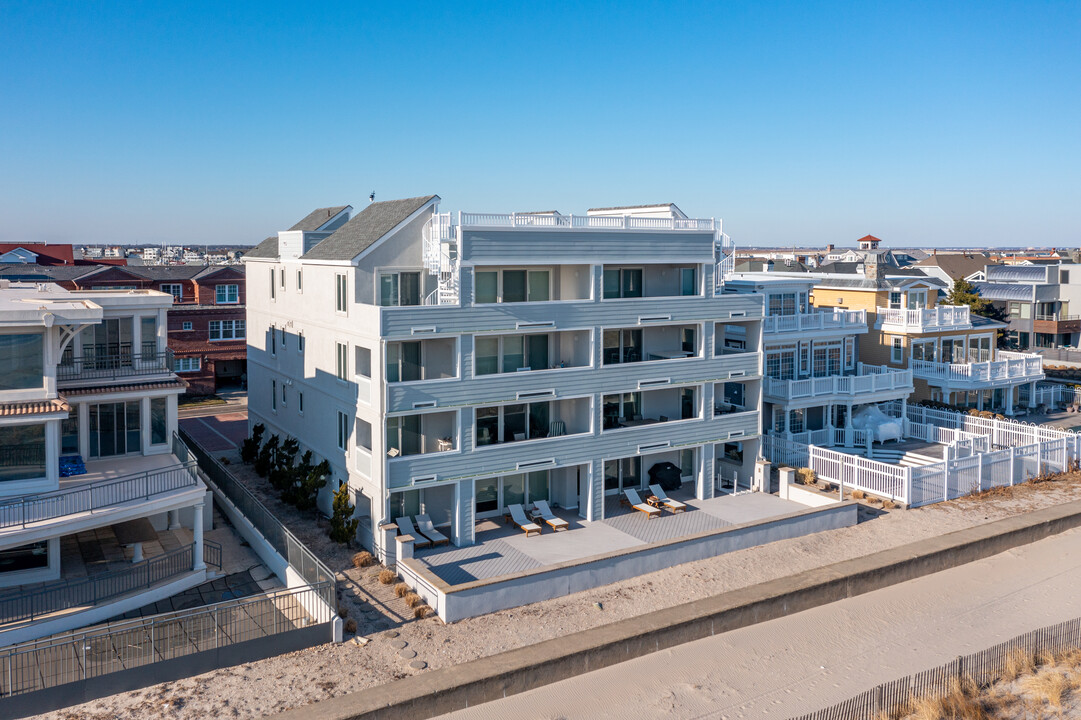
[88,401,141,458]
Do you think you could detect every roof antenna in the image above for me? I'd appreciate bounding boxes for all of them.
[369,191,376,203]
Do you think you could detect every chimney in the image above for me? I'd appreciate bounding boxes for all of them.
[863,256,885,282]
[826,244,834,253]
[933,248,937,256]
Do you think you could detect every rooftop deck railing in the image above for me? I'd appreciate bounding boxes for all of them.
[763,363,913,401]
[763,309,866,334]
[876,305,971,331]
[458,212,717,231]
[0,461,199,531]
[57,349,175,382]
[910,351,1043,383]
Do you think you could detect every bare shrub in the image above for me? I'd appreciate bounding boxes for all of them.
[352,551,374,568]
[795,467,816,485]
[394,582,411,598]
[908,677,988,720]
[882,499,898,510]
[378,569,397,585]
[414,604,432,619]
[343,618,357,635]
[1022,668,1070,707]
[403,592,422,608]
[851,490,866,500]
[337,606,348,619]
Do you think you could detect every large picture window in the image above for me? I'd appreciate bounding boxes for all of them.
[0,333,44,391]
[215,284,239,304]
[474,269,550,303]
[208,320,245,340]
[379,272,421,307]
[0,424,46,482]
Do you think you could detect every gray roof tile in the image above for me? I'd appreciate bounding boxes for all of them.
[302,195,437,261]
[243,236,278,259]
[289,205,350,232]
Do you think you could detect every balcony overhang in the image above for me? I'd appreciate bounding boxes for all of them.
[1034,318,1081,335]
[59,378,188,402]
[0,398,70,423]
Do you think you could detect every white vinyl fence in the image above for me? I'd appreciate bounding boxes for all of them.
[763,404,1079,508]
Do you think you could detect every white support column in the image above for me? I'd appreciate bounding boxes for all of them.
[45,419,60,486]
[140,396,151,454]
[782,407,790,437]
[453,478,475,547]
[192,501,206,571]
[845,402,854,446]
[1028,381,1038,408]
[78,402,91,461]
[1005,387,1015,416]
[167,509,181,530]
[698,444,714,500]
[584,459,603,522]
[977,390,985,411]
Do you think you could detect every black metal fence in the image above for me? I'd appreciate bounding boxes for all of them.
[174,429,335,593]
[789,617,1081,720]
[56,348,174,381]
[0,544,198,626]
[0,462,199,530]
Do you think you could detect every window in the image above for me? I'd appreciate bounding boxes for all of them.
[1062,270,1070,284]
[385,342,420,382]
[215,284,239,304]
[602,268,643,299]
[765,346,796,380]
[270,325,276,355]
[173,356,201,372]
[336,342,348,380]
[890,337,903,363]
[475,401,551,445]
[906,289,928,310]
[379,271,421,306]
[279,326,286,350]
[280,271,285,289]
[296,269,303,293]
[208,320,246,341]
[474,269,550,303]
[270,269,276,300]
[161,284,183,302]
[788,408,805,434]
[0,424,46,482]
[356,419,372,452]
[298,332,305,353]
[335,273,347,312]
[602,393,641,428]
[602,329,642,364]
[182,321,192,331]
[473,334,550,375]
[767,293,798,316]
[298,391,304,413]
[0,542,48,573]
[150,397,167,445]
[910,339,937,362]
[1009,302,1032,320]
[281,383,287,407]
[680,267,697,296]
[0,332,43,391]
[888,291,902,310]
[272,380,277,411]
[351,346,372,380]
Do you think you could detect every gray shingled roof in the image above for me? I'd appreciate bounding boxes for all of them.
[289,205,350,232]
[0,265,97,281]
[302,196,437,261]
[243,236,278,259]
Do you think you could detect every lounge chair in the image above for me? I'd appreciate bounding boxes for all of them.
[508,504,542,536]
[531,500,569,531]
[414,514,450,546]
[624,489,661,519]
[395,516,431,549]
[649,484,687,513]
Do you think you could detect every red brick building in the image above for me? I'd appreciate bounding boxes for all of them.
[0,263,246,395]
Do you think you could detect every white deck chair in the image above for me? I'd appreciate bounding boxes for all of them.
[624,489,661,519]
[532,500,569,531]
[395,516,431,549]
[508,504,542,536]
[649,484,687,513]
[415,514,450,546]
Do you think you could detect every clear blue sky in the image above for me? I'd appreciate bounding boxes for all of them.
[1,1,1078,248]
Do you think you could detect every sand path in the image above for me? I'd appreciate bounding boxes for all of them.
[440,525,1081,720]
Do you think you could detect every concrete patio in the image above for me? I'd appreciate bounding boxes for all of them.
[413,491,808,585]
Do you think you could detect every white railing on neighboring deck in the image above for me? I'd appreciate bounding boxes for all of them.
[876,305,971,331]
[458,212,717,232]
[764,364,912,401]
[763,309,867,334]
[910,352,1043,384]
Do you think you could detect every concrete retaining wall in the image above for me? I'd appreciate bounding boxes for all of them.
[273,498,1081,720]
[405,502,857,623]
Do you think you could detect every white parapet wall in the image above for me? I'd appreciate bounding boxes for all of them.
[398,501,857,623]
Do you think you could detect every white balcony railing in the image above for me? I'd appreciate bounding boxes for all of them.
[763,309,867,335]
[876,305,971,332]
[764,363,912,402]
[910,352,1044,384]
[458,212,717,232]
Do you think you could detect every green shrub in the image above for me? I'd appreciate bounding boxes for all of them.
[329,481,360,544]
[239,423,265,464]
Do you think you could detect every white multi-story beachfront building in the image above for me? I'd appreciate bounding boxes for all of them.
[0,281,210,643]
[245,197,762,560]
[726,276,913,442]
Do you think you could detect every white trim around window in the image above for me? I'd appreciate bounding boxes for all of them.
[215,284,239,304]
[209,319,246,341]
